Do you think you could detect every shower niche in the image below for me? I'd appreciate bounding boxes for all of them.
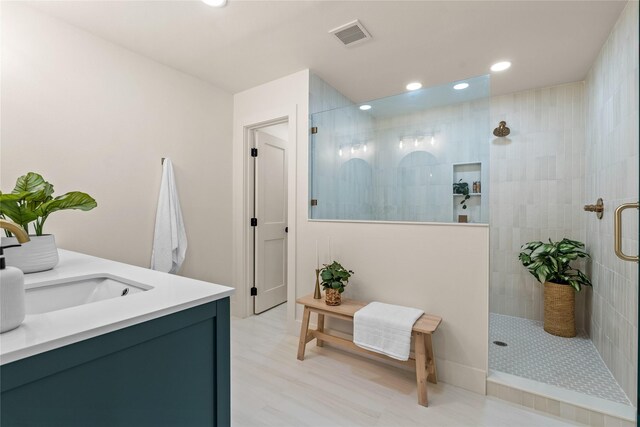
[452,162,482,223]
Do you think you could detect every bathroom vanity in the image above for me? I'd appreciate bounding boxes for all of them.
[0,250,234,427]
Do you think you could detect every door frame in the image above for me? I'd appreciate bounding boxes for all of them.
[250,126,288,315]
[233,106,297,321]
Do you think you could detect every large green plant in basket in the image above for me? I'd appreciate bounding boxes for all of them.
[0,172,97,236]
[519,238,592,338]
[518,238,592,291]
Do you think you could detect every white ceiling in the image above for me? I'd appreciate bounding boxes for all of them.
[27,0,626,102]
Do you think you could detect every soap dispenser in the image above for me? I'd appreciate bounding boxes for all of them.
[0,219,30,333]
[0,247,26,333]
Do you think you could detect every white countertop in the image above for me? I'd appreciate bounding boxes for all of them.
[0,250,234,365]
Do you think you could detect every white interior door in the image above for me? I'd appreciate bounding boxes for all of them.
[253,130,287,314]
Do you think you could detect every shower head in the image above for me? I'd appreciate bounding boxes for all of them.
[493,121,510,137]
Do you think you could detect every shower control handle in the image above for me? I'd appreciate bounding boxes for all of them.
[583,204,603,212]
[583,198,604,219]
[614,202,639,263]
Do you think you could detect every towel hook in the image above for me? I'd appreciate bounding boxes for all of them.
[161,157,166,165]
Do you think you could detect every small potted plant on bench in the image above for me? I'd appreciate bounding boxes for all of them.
[518,238,591,337]
[319,261,354,306]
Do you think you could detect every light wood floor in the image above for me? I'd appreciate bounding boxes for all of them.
[231,304,581,427]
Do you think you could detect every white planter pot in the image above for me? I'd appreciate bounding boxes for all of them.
[1,234,59,273]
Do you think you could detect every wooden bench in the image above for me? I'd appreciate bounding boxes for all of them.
[296,293,442,407]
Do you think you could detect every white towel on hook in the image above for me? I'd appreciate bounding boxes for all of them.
[151,158,187,274]
[353,302,424,361]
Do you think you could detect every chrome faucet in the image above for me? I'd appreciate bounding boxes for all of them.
[0,219,30,244]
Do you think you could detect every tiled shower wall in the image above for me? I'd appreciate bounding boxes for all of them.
[310,73,490,223]
[584,0,638,404]
[309,74,375,220]
[309,73,353,114]
[489,82,587,328]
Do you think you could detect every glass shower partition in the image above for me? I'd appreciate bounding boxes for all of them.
[309,75,491,224]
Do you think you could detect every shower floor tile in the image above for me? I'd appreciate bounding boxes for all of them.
[489,313,631,406]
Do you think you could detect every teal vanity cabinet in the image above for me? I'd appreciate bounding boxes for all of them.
[0,298,230,427]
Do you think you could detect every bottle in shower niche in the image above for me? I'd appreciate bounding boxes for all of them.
[472,182,478,193]
[477,181,481,193]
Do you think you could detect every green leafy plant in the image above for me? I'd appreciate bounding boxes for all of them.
[320,261,354,294]
[0,172,97,236]
[453,179,470,209]
[518,238,592,291]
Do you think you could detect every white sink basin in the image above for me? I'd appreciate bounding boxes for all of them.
[25,274,153,315]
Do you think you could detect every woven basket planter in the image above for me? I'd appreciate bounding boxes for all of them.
[325,288,341,306]
[543,282,576,337]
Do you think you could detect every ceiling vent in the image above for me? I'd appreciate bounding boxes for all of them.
[329,20,372,47]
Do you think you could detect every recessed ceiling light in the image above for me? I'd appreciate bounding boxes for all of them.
[453,82,469,90]
[406,82,422,91]
[202,0,227,7]
[359,104,372,111]
[490,61,511,72]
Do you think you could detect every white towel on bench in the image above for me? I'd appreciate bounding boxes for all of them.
[353,302,424,361]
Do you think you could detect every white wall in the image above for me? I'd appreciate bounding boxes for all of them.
[1,4,234,285]
[584,0,638,404]
[234,72,489,394]
[300,221,490,394]
[232,70,309,320]
[304,103,490,393]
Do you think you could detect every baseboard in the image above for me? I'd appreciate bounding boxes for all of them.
[437,358,487,394]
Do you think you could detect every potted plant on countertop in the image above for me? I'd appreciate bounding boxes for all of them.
[319,261,354,306]
[0,172,97,273]
[453,179,470,223]
[518,238,592,337]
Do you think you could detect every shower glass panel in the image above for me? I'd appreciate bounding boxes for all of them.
[309,75,490,224]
